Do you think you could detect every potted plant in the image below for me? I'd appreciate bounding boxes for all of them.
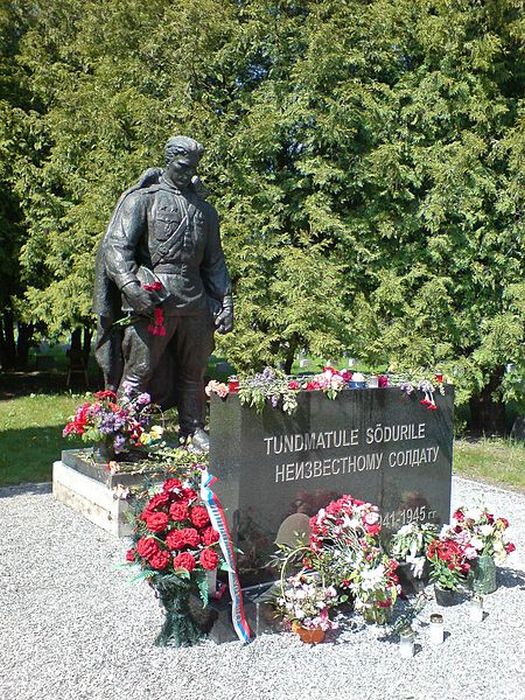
[125,471,223,646]
[273,570,339,643]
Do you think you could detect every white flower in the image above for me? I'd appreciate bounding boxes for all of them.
[470,537,483,551]
[466,507,483,522]
[479,524,494,537]
[360,564,385,591]
[364,511,380,525]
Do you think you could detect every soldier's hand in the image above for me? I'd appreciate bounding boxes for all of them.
[122,282,156,316]
[215,306,234,334]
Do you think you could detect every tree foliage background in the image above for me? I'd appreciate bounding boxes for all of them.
[1,0,525,429]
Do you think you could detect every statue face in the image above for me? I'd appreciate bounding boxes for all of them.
[165,153,198,189]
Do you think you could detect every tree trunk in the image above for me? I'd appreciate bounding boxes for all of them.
[0,310,16,370]
[82,323,92,363]
[16,322,33,369]
[468,368,507,436]
[283,336,299,375]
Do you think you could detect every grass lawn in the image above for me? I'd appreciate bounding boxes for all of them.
[0,393,86,486]
[454,438,525,492]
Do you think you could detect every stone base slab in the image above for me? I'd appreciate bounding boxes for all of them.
[53,460,132,537]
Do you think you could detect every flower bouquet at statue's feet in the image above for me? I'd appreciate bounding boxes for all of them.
[125,474,224,647]
[63,383,164,463]
[441,506,515,594]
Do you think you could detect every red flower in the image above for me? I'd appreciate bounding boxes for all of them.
[169,502,189,522]
[173,552,196,572]
[136,537,160,560]
[377,598,392,609]
[191,505,210,529]
[453,509,465,522]
[166,529,186,550]
[182,488,197,502]
[94,390,118,400]
[202,527,220,546]
[182,527,201,547]
[497,517,509,530]
[200,548,219,571]
[420,398,430,407]
[143,281,162,292]
[340,370,352,382]
[505,542,516,554]
[163,477,182,494]
[288,380,300,390]
[126,548,136,562]
[143,511,169,533]
[306,380,320,391]
[144,492,170,512]
[365,523,381,537]
[377,375,388,388]
[149,550,171,570]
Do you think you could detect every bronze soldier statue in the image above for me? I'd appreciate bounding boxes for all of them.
[93,136,233,451]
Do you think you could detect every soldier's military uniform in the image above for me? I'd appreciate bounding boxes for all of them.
[94,169,231,439]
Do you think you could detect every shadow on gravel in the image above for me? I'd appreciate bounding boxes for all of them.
[497,567,525,590]
[0,482,52,499]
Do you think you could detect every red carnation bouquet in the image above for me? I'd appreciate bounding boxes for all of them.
[426,537,471,591]
[125,473,223,647]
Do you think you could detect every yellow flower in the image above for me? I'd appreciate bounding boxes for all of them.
[150,425,164,440]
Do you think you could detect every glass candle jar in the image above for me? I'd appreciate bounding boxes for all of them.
[399,626,415,658]
[429,613,444,645]
[228,375,240,393]
[470,594,484,623]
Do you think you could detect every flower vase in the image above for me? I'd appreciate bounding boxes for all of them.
[472,555,497,595]
[434,584,458,607]
[92,440,115,464]
[291,622,325,644]
[154,586,204,647]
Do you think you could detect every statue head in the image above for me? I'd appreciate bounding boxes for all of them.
[164,136,204,190]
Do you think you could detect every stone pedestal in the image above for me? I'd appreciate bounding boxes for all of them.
[53,459,133,536]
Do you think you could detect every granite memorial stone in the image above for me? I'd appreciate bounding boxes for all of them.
[210,386,454,586]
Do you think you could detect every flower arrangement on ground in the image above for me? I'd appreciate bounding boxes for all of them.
[446,506,515,564]
[440,505,516,594]
[125,471,223,646]
[273,571,339,643]
[63,382,163,458]
[390,522,438,578]
[307,494,400,624]
[426,536,471,592]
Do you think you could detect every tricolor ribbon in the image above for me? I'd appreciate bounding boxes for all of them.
[200,468,252,643]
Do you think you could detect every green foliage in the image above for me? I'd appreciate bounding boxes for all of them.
[2,0,525,414]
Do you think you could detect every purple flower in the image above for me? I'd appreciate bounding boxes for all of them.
[137,392,151,406]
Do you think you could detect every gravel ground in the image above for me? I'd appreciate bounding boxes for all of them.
[1,476,524,700]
